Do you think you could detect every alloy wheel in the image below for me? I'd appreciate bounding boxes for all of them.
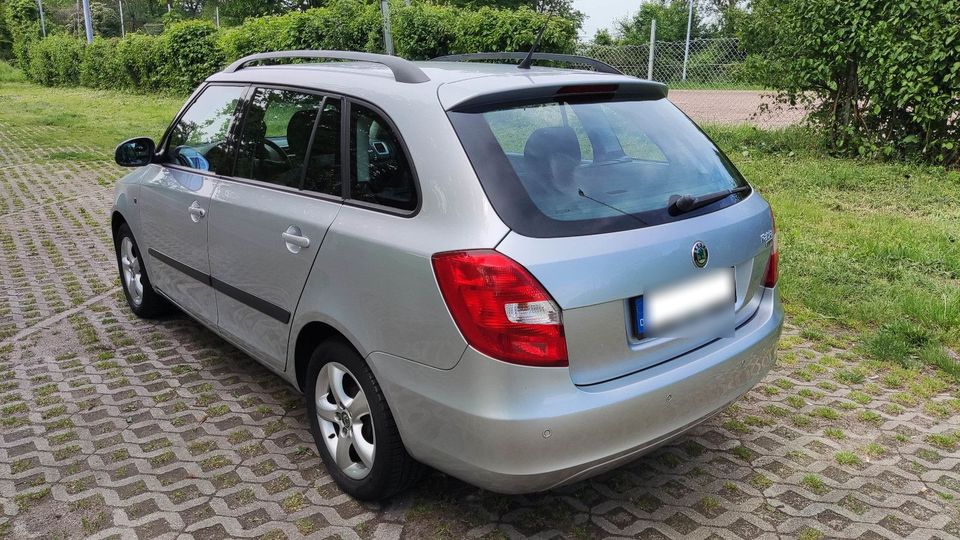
[314,362,376,479]
[120,236,144,307]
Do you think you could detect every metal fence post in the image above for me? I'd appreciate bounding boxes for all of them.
[81,0,93,43]
[380,0,394,56]
[647,19,656,80]
[36,0,46,37]
[682,0,693,80]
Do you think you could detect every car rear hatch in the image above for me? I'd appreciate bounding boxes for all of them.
[496,196,772,385]
[444,75,775,385]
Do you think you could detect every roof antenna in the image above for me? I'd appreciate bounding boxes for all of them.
[518,12,554,70]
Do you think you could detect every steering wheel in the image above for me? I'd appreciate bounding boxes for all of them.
[261,138,290,165]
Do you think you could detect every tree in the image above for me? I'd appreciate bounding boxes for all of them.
[614,0,705,44]
[0,0,12,59]
[592,28,613,45]
[700,0,747,37]
[63,2,122,37]
[431,0,581,21]
[218,0,284,22]
[744,0,959,165]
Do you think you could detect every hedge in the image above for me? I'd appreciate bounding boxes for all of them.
[743,0,959,166]
[21,0,576,94]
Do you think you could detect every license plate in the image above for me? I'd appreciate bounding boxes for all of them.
[633,268,735,338]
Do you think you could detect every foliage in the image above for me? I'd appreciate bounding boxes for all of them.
[158,20,223,93]
[18,0,576,93]
[4,0,39,68]
[742,0,960,166]
[114,33,165,91]
[63,2,122,38]
[705,124,960,377]
[79,37,119,88]
[0,59,25,81]
[0,0,12,59]
[613,0,705,44]
[27,33,83,86]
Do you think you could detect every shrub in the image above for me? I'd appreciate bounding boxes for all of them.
[392,3,458,60]
[28,34,83,86]
[20,0,577,93]
[5,0,40,69]
[743,0,960,166]
[114,33,164,91]
[218,15,290,60]
[158,20,223,94]
[79,37,121,89]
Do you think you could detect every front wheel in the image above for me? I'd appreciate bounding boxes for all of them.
[305,340,423,500]
[114,223,170,318]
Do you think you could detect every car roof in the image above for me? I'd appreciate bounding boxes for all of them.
[206,61,667,111]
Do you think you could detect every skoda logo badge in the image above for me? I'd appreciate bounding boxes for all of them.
[691,241,709,268]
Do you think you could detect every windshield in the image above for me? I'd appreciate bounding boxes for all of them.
[448,97,749,237]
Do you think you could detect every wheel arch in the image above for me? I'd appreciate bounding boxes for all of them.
[111,211,127,239]
[293,321,359,393]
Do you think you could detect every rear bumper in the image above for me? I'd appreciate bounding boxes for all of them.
[369,287,783,494]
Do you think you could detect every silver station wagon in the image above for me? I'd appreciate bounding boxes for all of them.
[111,50,783,500]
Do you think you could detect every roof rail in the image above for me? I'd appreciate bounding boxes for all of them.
[430,52,623,75]
[223,50,431,84]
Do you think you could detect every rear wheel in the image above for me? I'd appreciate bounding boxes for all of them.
[305,339,423,500]
[114,223,170,318]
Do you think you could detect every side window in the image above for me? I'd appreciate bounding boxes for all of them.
[234,88,324,188]
[303,99,342,196]
[165,85,244,173]
[349,104,416,212]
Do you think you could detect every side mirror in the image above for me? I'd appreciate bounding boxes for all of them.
[115,137,156,167]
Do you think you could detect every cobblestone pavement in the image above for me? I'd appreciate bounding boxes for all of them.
[1,120,959,540]
[670,90,808,129]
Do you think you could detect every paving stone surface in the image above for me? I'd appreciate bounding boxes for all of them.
[0,121,959,539]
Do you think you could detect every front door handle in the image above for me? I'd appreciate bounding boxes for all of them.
[282,225,310,253]
[188,201,206,222]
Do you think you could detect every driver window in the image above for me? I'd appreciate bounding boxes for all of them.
[165,85,244,173]
[234,88,324,188]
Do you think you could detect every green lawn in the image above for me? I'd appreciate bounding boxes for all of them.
[2,67,958,378]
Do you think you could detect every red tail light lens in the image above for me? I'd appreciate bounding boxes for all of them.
[431,250,568,367]
[764,209,779,287]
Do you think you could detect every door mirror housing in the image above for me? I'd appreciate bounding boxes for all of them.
[115,137,156,167]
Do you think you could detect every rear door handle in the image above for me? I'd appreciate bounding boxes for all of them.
[188,201,206,222]
[282,225,310,253]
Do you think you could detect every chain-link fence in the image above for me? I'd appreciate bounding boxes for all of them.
[580,38,749,89]
[579,38,809,128]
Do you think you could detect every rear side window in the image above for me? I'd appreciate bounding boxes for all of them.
[234,88,324,188]
[449,98,749,237]
[349,103,417,212]
[165,85,244,173]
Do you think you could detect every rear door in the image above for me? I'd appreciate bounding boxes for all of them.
[207,87,344,370]
[140,84,245,326]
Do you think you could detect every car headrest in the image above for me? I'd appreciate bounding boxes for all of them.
[524,126,581,165]
[287,109,318,158]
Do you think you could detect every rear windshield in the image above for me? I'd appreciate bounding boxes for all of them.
[448,97,749,237]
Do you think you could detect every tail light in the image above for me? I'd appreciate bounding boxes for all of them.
[431,250,568,367]
[764,209,779,287]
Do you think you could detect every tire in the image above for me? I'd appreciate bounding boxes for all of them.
[305,339,424,500]
[114,223,170,318]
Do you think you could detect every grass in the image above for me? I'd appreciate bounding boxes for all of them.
[706,124,960,380]
[0,68,958,379]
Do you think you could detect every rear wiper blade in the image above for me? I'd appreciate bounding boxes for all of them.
[668,185,750,216]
